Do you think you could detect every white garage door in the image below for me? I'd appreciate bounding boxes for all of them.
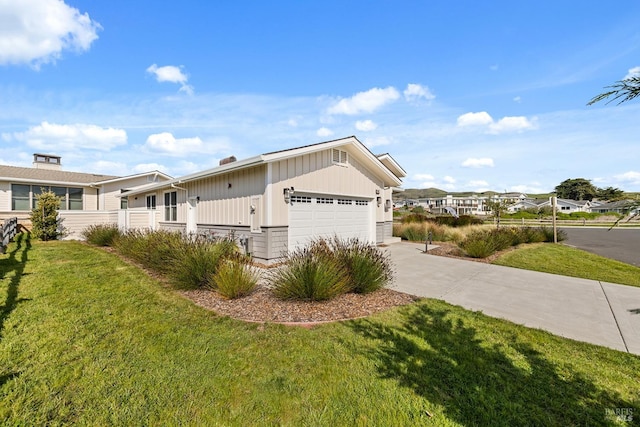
[289,194,372,252]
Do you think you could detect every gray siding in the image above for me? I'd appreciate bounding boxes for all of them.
[197,224,288,264]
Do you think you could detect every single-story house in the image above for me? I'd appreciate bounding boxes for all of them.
[0,153,172,232]
[590,200,640,215]
[537,198,592,213]
[120,136,405,264]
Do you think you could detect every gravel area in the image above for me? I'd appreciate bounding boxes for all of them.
[181,285,418,324]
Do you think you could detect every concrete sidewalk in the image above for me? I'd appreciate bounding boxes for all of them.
[385,242,640,355]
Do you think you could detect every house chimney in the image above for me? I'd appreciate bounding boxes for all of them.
[33,153,62,170]
[219,155,237,166]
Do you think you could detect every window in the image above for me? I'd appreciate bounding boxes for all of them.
[337,199,352,205]
[146,194,157,210]
[291,195,311,204]
[164,191,177,221]
[68,188,83,210]
[332,149,348,164]
[11,184,30,210]
[51,186,67,209]
[355,200,368,206]
[316,197,334,204]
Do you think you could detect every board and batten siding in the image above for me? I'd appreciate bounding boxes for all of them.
[185,165,267,227]
[268,148,385,226]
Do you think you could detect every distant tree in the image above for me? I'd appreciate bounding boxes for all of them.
[554,178,598,201]
[596,186,625,201]
[587,76,640,105]
[486,200,511,228]
[30,189,64,241]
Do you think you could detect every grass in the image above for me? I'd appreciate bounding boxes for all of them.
[1,233,639,425]
[494,243,640,288]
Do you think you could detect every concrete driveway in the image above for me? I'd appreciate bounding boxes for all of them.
[385,242,640,356]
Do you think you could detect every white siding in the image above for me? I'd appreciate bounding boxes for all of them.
[59,211,119,240]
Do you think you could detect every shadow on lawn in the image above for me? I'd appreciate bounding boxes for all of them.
[348,304,638,426]
[0,232,31,340]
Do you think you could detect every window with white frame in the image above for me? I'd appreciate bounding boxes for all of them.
[164,191,177,221]
[146,194,157,210]
[12,184,83,211]
[332,148,348,165]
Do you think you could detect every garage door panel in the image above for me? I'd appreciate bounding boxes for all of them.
[289,194,371,251]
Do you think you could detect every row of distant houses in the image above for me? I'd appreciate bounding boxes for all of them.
[0,136,405,264]
[400,193,639,216]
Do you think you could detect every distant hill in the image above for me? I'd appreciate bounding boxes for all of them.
[396,188,554,200]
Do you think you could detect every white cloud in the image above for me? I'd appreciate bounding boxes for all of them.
[316,127,333,137]
[287,118,298,127]
[614,171,640,185]
[87,160,129,176]
[363,136,391,147]
[355,120,378,131]
[146,64,193,94]
[144,132,204,155]
[509,184,546,194]
[468,180,489,187]
[13,121,126,151]
[132,163,166,173]
[490,64,499,71]
[327,86,400,115]
[0,0,101,67]
[624,66,640,80]
[443,176,456,184]
[457,111,493,127]
[457,112,536,134]
[513,96,522,103]
[461,157,494,168]
[413,173,434,181]
[403,84,435,102]
[488,116,536,134]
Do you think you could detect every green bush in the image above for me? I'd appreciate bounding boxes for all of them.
[82,223,121,246]
[30,189,65,241]
[401,213,430,223]
[210,257,259,299]
[459,226,567,258]
[269,241,349,301]
[169,235,238,289]
[459,237,497,258]
[328,237,393,294]
[114,229,185,274]
[433,215,484,227]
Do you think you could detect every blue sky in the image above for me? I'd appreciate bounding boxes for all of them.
[1,0,639,193]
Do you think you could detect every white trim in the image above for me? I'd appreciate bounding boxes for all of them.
[265,163,273,226]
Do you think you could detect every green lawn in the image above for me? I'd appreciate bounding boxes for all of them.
[493,243,640,287]
[1,234,639,425]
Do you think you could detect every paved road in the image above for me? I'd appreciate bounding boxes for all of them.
[560,227,640,266]
[387,242,640,355]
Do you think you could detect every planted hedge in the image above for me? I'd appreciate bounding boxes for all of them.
[458,226,566,258]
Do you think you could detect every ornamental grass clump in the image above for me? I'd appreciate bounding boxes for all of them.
[269,241,350,301]
[210,256,259,299]
[114,229,184,274]
[170,235,238,290]
[328,237,393,294]
[82,223,121,246]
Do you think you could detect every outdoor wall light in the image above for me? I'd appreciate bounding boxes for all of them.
[385,199,392,210]
[376,196,382,207]
[283,187,294,203]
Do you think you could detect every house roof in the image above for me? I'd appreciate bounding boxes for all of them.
[122,136,404,197]
[0,164,118,186]
[376,153,407,178]
[0,164,172,190]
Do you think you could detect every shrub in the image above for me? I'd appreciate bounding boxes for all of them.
[82,223,121,246]
[394,223,428,241]
[328,237,393,294]
[401,213,430,223]
[170,235,238,289]
[30,189,65,241]
[114,229,185,274]
[210,257,259,299]
[269,243,349,301]
[433,215,484,227]
[459,236,497,258]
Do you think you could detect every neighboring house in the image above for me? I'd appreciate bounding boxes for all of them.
[121,136,405,264]
[537,198,592,213]
[591,200,640,215]
[421,195,486,216]
[507,199,543,213]
[0,153,172,235]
